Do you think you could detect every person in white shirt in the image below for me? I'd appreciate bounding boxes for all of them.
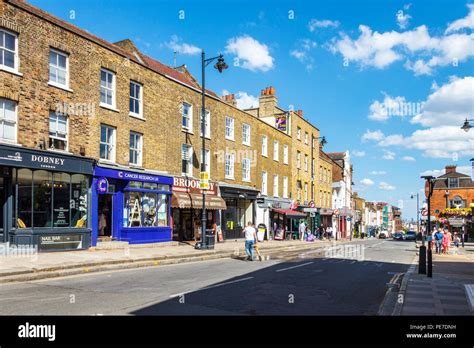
[299,220,306,241]
[243,222,257,261]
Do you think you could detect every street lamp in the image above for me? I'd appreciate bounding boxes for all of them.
[461,119,473,132]
[200,52,228,249]
[420,175,434,278]
[410,192,420,237]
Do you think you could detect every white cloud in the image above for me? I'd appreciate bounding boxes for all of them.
[420,165,471,177]
[351,150,366,157]
[360,178,375,186]
[431,80,439,90]
[308,19,340,32]
[166,35,200,55]
[396,9,412,30]
[402,156,416,161]
[378,134,405,146]
[370,171,387,175]
[225,35,274,72]
[221,90,259,109]
[328,5,474,76]
[379,182,396,190]
[290,39,317,70]
[362,129,384,142]
[411,76,474,127]
[445,4,474,34]
[368,93,417,121]
[382,150,396,160]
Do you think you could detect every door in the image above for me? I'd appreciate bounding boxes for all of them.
[98,194,113,239]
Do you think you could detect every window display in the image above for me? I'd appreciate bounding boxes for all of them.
[122,189,170,228]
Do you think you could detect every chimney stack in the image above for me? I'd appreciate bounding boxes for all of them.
[445,165,457,174]
[295,109,303,117]
[258,86,277,118]
[221,93,237,107]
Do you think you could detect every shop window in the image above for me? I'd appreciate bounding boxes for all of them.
[49,111,68,150]
[123,191,169,228]
[0,98,17,142]
[33,170,52,227]
[52,173,70,227]
[143,182,158,190]
[17,168,32,228]
[71,174,88,227]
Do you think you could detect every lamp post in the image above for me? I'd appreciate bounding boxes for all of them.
[410,192,420,236]
[200,52,228,249]
[421,175,434,278]
[461,119,473,132]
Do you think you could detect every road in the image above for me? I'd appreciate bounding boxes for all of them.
[0,238,417,315]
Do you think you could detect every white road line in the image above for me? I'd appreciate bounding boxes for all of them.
[350,260,357,264]
[276,261,314,272]
[169,276,254,298]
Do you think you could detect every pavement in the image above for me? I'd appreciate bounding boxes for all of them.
[397,242,474,316]
[0,237,341,283]
[0,238,415,315]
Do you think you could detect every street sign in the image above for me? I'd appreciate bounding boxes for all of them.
[309,200,315,208]
[200,171,209,190]
[422,209,428,216]
[334,208,339,216]
[310,212,316,217]
[346,217,351,222]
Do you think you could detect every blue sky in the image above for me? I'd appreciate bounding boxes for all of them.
[31,0,474,219]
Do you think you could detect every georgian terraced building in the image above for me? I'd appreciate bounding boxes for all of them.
[0,0,336,250]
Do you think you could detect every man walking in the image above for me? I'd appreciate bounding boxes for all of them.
[243,222,257,261]
[434,228,443,254]
[299,220,306,241]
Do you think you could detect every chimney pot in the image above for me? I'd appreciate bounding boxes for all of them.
[269,86,275,95]
[265,87,271,95]
[261,89,265,96]
[445,165,457,174]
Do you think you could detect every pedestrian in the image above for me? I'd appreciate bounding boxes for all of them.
[298,220,306,241]
[434,228,443,254]
[243,222,257,261]
[454,234,460,248]
[442,230,450,254]
[327,226,332,240]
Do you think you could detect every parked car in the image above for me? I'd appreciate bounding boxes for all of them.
[405,231,417,240]
[392,232,406,241]
[379,230,388,239]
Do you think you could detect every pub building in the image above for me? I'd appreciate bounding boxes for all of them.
[91,164,173,245]
[219,183,259,240]
[170,177,226,242]
[0,144,94,251]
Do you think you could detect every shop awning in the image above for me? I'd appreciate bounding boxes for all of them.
[272,208,307,219]
[171,192,227,210]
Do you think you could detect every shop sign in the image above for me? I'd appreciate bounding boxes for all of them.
[39,234,83,251]
[448,218,464,227]
[272,202,281,209]
[308,200,315,208]
[0,146,93,174]
[276,115,287,131]
[173,177,216,195]
[256,197,265,205]
[96,177,109,194]
[302,207,318,213]
[94,167,173,185]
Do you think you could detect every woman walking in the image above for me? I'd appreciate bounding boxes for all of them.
[442,230,450,254]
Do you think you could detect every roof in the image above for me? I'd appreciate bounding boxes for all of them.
[7,0,217,97]
[327,152,346,160]
[436,171,470,179]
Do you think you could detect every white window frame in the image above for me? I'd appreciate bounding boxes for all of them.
[129,131,143,166]
[182,102,193,132]
[304,132,309,145]
[225,153,235,179]
[100,124,116,162]
[0,29,19,74]
[304,155,309,172]
[0,98,17,143]
[200,109,211,138]
[225,116,234,140]
[48,111,68,151]
[242,158,251,182]
[261,171,267,195]
[296,151,301,169]
[448,177,459,188]
[261,135,268,157]
[273,140,279,161]
[48,48,69,89]
[304,183,308,201]
[129,81,143,118]
[273,175,279,198]
[181,144,193,176]
[201,148,211,177]
[100,68,116,109]
[297,127,301,140]
[283,144,288,164]
[283,176,288,198]
[242,123,250,146]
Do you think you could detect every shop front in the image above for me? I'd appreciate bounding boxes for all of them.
[0,144,94,251]
[320,208,334,229]
[170,177,226,242]
[334,206,352,239]
[91,165,173,245]
[256,195,292,240]
[220,183,258,240]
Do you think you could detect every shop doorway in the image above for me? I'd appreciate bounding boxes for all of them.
[98,194,113,239]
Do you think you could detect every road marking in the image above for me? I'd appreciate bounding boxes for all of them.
[276,262,314,273]
[169,276,254,298]
[350,260,357,264]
